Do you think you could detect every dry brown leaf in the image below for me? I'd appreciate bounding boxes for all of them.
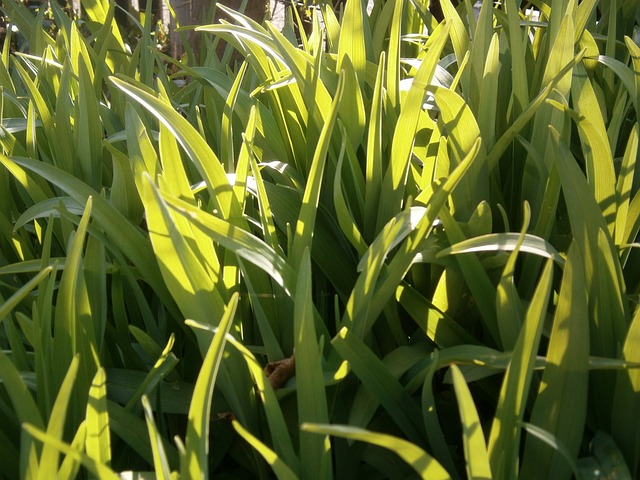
[263,354,296,390]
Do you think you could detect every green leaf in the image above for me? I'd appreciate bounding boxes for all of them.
[333,127,367,254]
[37,355,79,480]
[217,333,299,473]
[450,364,492,480]
[440,0,470,76]
[332,327,426,445]
[486,49,585,171]
[141,395,172,480]
[337,0,371,86]
[56,422,87,480]
[161,186,298,297]
[0,155,175,316]
[431,86,489,219]
[289,72,344,268]
[302,424,450,479]
[23,423,119,480]
[551,126,627,364]
[494,204,530,350]
[138,173,227,342]
[85,368,111,466]
[52,196,97,425]
[437,232,564,265]
[107,400,179,467]
[364,51,386,240]
[612,302,640,477]
[624,36,640,118]
[337,54,366,149]
[349,137,482,339]
[520,243,590,479]
[377,21,451,227]
[395,283,477,347]
[181,293,238,479]
[438,207,499,344]
[616,124,639,248]
[420,349,458,477]
[232,420,298,480]
[476,33,500,150]
[488,260,554,480]
[522,423,581,479]
[295,249,331,480]
[0,266,52,322]
[123,335,179,411]
[75,54,102,189]
[109,76,240,221]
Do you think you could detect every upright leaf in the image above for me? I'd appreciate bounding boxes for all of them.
[520,243,589,480]
[181,293,238,479]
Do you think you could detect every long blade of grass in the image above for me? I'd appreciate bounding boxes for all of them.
[522,423,582,479]
[0,155,175,314]
[476,33,500,150]
[289,72,344,268]
[486,49,586,170]
[141,395,172,480]
[377,21,450,228]
[109,76,240,220]
[563,61,617,231]
[302,423,450,479]
[85,368,111,467]
[437,232,564,265]
[0,266,52,321]
[36,355,80,480]
[232,420,298,480]
[624,36,640,118]
[352,138,482,338]
[107,400,179,467]
[23,423,119,480]
[550,127,627,424]
[364,51,386,240]
[612,303,640,476]
[218,333,299,473]
[75,55,102,190]
[419,350,459,477]
[181,292,238,479]
[138,172,227,339]
[437,207,499,344]
[520,242,590,479]
[57,422,87,480]
[450,364,492,480]
[337,53,366,149]
[395,283,478,347]
[123,336,179,411]
[337,0,372,86]
[385,0,403,109]
[52,196,97,428]
[333,127,367,253]
[488,260,554,480]
[494,203,530,350]
[616,123,639,248]
[440,0,470,81]
[295,249,331,479]
[467,0,496,114]
[332,327,426,444]
[160,188,297,296]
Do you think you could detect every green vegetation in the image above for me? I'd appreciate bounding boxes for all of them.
[1,0,639,478]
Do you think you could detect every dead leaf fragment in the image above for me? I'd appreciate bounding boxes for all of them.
[264,354,296,390]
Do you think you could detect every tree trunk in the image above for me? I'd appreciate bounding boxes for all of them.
[170,0,266,59]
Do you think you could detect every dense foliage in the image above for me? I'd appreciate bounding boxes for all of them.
[0,0,639,478]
